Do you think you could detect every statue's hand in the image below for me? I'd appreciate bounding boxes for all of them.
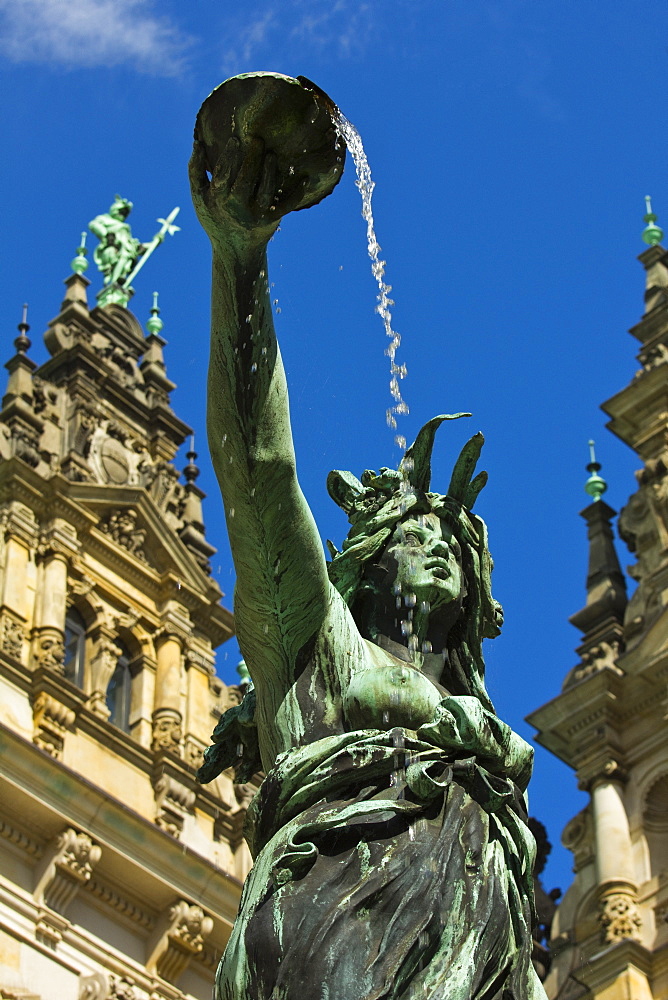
[190,131,341,246]
[190,74,345,248]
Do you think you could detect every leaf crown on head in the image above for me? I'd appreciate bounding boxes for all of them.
[325,414,503,646]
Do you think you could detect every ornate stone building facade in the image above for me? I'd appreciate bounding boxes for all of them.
[0,271,250,1000]
[529,234,668,998]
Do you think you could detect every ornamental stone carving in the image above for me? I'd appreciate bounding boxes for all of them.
[1,613,24,659]
[34,827,101,916]
[78,972,141,1000]
[32,628,65,672]
[32,691,76,758]
[151,709,182,754]
[100,509,147,561]
[152,771,195,839]
[88,631,123,718]
[599,889,642,943]
[146,899,213,983]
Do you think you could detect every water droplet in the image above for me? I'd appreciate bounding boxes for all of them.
[404,593,417,608]
[421,640,432,654]
[245,314,252,323]
[401,620,412,636]
[420,600,430,614]
[229,507,235,518]
[237,743,244,757]
[383,710,390,726]
[250,362,257,373]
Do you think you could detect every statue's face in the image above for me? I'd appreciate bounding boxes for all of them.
[376,511,466,612]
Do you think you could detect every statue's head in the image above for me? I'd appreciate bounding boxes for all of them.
[110,195,133,220]
[327,415,502,710]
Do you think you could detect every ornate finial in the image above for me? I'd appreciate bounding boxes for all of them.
[184,435,200,484]
[146,291,164,335]
[236,658,252,688]
[585,439,607,502]
[642,195,664,246]
[15,303,31,355]
[71,231,89,274]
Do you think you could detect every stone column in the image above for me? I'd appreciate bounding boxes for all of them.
[0,501,37,661]
[32,523,77,672]
[590,762,641,944]
[152,625,185,754]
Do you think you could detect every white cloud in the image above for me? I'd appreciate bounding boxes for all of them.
[220,1,375,76]
[0,0,191,76]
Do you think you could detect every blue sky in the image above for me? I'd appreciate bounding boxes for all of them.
[1,0,666,895]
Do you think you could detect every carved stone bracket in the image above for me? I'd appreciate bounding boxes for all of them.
[151,708,182,755]
[152,765,196,839]
[146,899,213,983]
[34,827,102,917]
[598,886,642,944]
[32,690,76,758]
[88,629,123,719]
[2,500,39,550]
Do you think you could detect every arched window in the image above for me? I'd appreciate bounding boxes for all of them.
[63,608,86,687]
[106,643,132,733]
[644,774,668,878]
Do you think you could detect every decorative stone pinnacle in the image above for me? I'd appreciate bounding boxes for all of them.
[585,439,607,502]
[184,435,200,484]
[642,195,664,246]
[70,231,89,275]
[146,290,164,335]
[15,303,31,355]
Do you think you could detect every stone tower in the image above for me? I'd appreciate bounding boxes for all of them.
[0,265,251,1000]
[528,212,668,999]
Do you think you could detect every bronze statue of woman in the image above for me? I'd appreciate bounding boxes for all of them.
[190,72,547,1000]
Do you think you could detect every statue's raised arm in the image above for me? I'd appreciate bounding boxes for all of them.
[191,73,548,1000]
[189,74,347,757]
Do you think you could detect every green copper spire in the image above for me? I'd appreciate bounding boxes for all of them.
[585,439,607,502]
[642,195,664,246]
[146,291,164,335]
[70,231,89,274]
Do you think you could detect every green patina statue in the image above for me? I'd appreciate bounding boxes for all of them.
[192,72,547,1000]
[88,196,180,307]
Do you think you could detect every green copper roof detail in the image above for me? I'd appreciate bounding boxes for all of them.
[146,290,164,335]
[642,195,664,246]
[585,439,607,502]
[236,658,252,687]
[70,231,89,275]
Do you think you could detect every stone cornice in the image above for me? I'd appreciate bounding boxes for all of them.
[0,722,242,925]
[574,937,653,993]
[526,667,624,767]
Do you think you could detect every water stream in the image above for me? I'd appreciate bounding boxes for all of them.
[332,110,410,450]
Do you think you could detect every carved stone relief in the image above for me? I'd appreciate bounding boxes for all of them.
[31,628,65,673]
[151,709,182,754]
[100,509,147,562]
[1,612,24,660]
[598,889,642,944]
